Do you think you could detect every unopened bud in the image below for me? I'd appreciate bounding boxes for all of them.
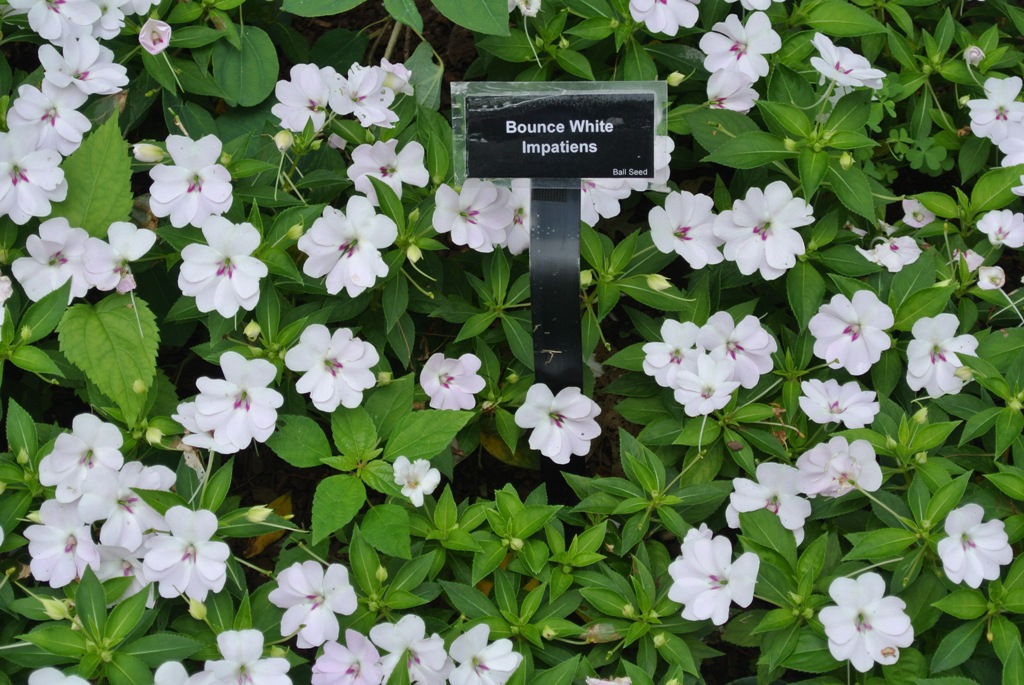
[964,46,985,67]
[243,320,262,342]
[145,427,164,445]
[505,371,520,384]
[246,505,273,523]
[580,269,594,287]
[783,138,798,152]
[885,436,898,450]
[274,130,293,153]
[188,598,207,620]
[17,449,30,466]
[287,223,304,241]
[375,565,388,582]
[408,208,421,225]
[270,646,287,658]
[41,597,72,621]
[218,152,232,166]
[652,633,667,648]
[666,71,685,87]
[406,244,423,263]
[558,36,569,50]
[912,407,928,424]
[132,379,146,394]
[542,625,557,639]
[839,152,854,170]
[953,366,974,382]
[621,603,636,618]
[509,537,524,551]
[376,371,392,385]
[19,325,31,341]
[646,273,671,291]
[328,133,346,151]
[132,143,164,163]
[915,452,928,464]
[959,94,972,107]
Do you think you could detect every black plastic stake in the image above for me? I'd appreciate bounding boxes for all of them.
[529,180,587,503]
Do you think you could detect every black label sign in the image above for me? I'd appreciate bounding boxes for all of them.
[465,92,655,180]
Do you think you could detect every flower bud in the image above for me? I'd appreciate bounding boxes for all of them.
[652,633,667,648]
[287,223,304,241]
[139,18,172,56]
[376,371,392,385]
[542,625,557,639]
[219,152,232,166]
[243,320,262,342]
[953,366,974,382]
[911,406,928,424]
[839,152,854,170]
[915,452,928,464]
[964,46,985,67]
[188,598,207,621]
[19,325,32,341]
[270,646,287,658]
[274,130,294,154]
[621,603,636,618]
[245,505,273,523]
[17,449,30,466]
[133,143,164,163]
[505,370,520,384]
[580,269,594,287]
[145,426,164,445]
[558,36,569,50]
[666,71,685,87]
[783,138,798,152]
[646,273,671,291]
[509,537,524,551]
[375,565,388,582]
[959,94,972,107]
[885,436,898,450]
[132,379,146,394]
[328,133,347,151]
[406,244,423,263]
[41,597,72,621]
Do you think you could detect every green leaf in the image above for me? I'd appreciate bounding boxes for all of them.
[383,0,423,31]
[826,162,876,221]
[383,410,473,461]
[280,0,363,18]
[916,192,958,219]
[555,48,595,80]
[932,589,987,620]
[311,475,366,543]
[705,131,797,169]
[332,406,379,459]
[58,295,159,426]
[971,164,1024,214]
[369,177,406,235]
[75,566,106,642]
[804,1,886,36]
[361,504,412,559]
[9,346,63,377]
[893,285,956,331]
[786,261,825,330]
[738,509,797,571]
[19,627,87,657]
[533,656,580,685]
[439,580,500,619]
[757,101,812,138]
[844,528,918,561]
[1005,642,1024,685]
[995,408,1024,456]
[621,39,656,81]
[18,281,72,344]
[798,149,829,199]
[430,0,510,35]
[977,329,1024,373]
[824,91,872,133]
[407,42,443,111]
[106,653,152,685]
[49,116,132,236]
[266,414,332,468]
[211,26,279,106]
[987,466,1024,501]
[930,619,984,673]
[366,374,414,437]
[105,586,149,644]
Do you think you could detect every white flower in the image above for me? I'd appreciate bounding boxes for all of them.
[78,461,173,552]
[714,181,813,281]
[121,0,158,14]
[201,630,291,685]
[448,624,523,685]
[268,561,358,649]
[284,325,378,412]
[671,353,741,417]
[37,413,124,504]
[11,218,89,302]
[810,33,885,89]
[965,45,985,67]
[796,437,882,497]
[726,462,811,544]
[370,615,453,685]
[951,248,985,272]
[819,573,914,672]
[433,181,513,253]
[629,0,699,37]
[514,384,601,465]
[667,534,759,625]
[976,209,1024,248]
[178,217,267,318]
[133,143,164,163]
[978,265,1005,290]
[580,177,632,227]
[380,58,413,96]
[501,179,530,255]
[24,499,100,588]
[906,313,978,397]
[649,190,723,269]
[90,0,125,40]
[901,199,935,228]
[154,662,191,685]
[809,290,893,376]
[83,222,157,292]
[999,131,1024,166]
[968,77,1024,145]
[40,37,128,94]
[96,544,152,606]
[28,669,91,685]
[699,12,781,83]
[707,69,759,113]
[271,63,339,133]
[193,352,283,452]
[937,504,1012,588]
[642,319,700,388]
[8,81,90,156]
[312,630,384,685]
[799,379,879,429]
[420,353,485,410]
[347,139,429,204]
[142,506,229,601]
[298,196,398,296]
[173,401,237,454]
[697,312,776,389]
[393,456,442,507]
[855,236,922,273]
[508,0,541,16]
[8,0,99,45]
[149,134,233,228]
[139,18,171,55]
[0,131,67,226]
[723,0,783,10]
[329,64,398,129]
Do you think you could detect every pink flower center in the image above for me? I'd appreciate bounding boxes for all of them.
[216,258,235,278]
[708,574,728,590]
[843,323,861,341]
[700,385,715,399]
[378,165,395,178]
[829,400,842,414]
[674,225,692,241]
[855,612,873,632]
[42,108,59,126]
[459,208,480,225]
[47,0,65,12]
[324,358,344,377]
[730,41,748,60]
[764,495,780,514]
[726,340,744,359]
[549,412,565,428]
[996,106,1008,121]
[833,61,854,75]
[233,390,251,411]
[961,533,976,550]
[929,345,947,364]
[187,174,203,193]
[338,241,357,258]
[73,70,89,81]
[440,373,454,389]
[48,249,68,266]
[64,535,77,554]
[182,544,197,564]
[752,223,771,241]
[9,166,29,186]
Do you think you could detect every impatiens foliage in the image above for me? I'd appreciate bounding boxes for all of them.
[2,0,1024,684]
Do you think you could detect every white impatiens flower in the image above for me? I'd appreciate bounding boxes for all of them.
[514,384,601,464]
[284,325,379,412]
[346,139,429,204]
[24,499,100,588]
[149,134,233,228]
[329,63,398,129]
[951,248,985,273]
[37,413,124,504]
[726,462,810,543]
[799,379,879,429]
[298,196,398,296]
[697,312,777,389]
[580,178,632,227]
[649,190,723,269]
[201,630,291,685]
[272,63,340,133]
[39,37,128,95]
[902,199,935,228]
[667,533,759,625]
[173,400,236,454]
[433,180,514,253]
[82,222,157,293]
[855,236,922,273]
[810,33,886,90]
[906,313,978,397]
[672,353,740,417]
[999,133,1024,167]
[193,351,284,451]
[724,0,783,10]
[28,669,91,685]
[501,179,530,255]
[699,12,781,82]
[142,506,229,601]
[138,18,171,55]
[642,319,700,388]
[8,81,90,156]
[796,437,882,498]
[11,218,89,302]
[628,0,699,37]
[420,353,486,410]
[7,0,99,46]
[178,217,267,318]
[312,630,384,685]
[268,561,358,649]
[0,131,67,226]
[819,573,913,673]
[808,290,894,376]
[78,461,174,552]
[976,209,1024,248]
[714,181,813,281]
[380,58,413,96]
[448,624,523,685]
[967,76,1024,145]
[977,265,1006,291]
[707,69,759,113]
[370,615,453,685]
[393,456,442,507]
[937,504,1012,588]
